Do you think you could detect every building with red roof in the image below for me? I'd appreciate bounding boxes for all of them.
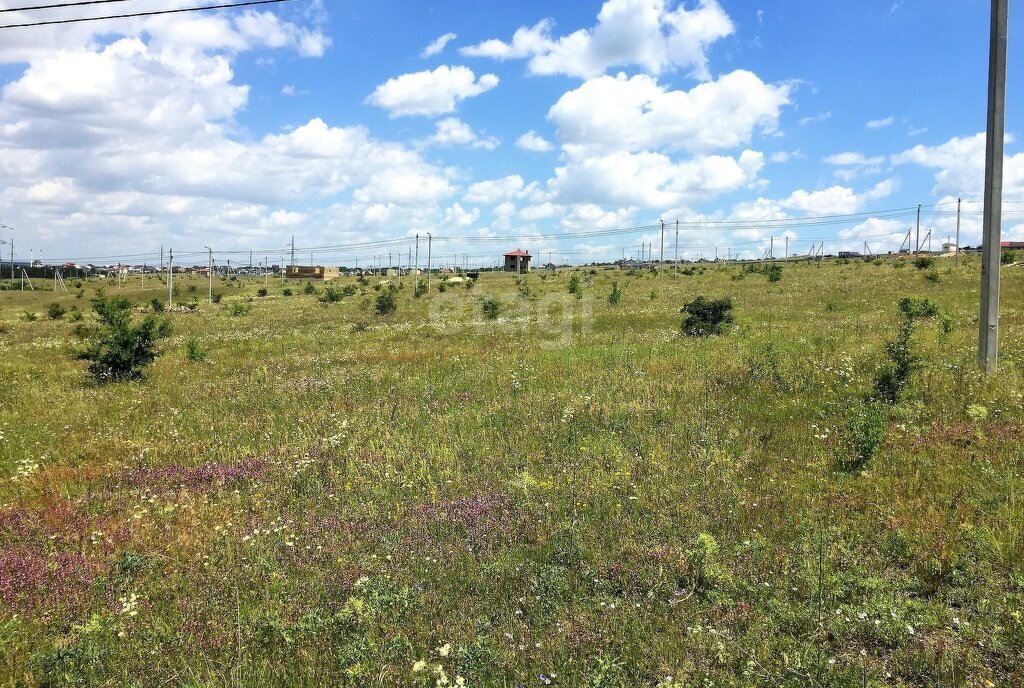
[504,249,531,272]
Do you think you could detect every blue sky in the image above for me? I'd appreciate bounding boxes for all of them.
[0,0,1022,266]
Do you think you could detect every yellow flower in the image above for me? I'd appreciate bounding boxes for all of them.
[437,643,452,657]
[412,660,427,673]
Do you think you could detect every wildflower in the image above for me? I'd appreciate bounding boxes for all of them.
[412,660,427,673]
[119,592,140,617]
[437,643,452,657]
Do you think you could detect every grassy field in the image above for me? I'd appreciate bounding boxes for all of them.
[0,257,1022,687]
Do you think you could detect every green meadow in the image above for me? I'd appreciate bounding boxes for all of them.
[0,257,1022,687]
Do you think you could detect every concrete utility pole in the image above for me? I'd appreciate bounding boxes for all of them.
[785,236,789,261]
[167,249,173,309]
[980,0,1008,374]
[955,197,962,267]
[205,246,212,303]
[660,220,665,264]
[290,235,295,266]
[426,233,432,292]
[414,234,420,286]
[674,220,679,273]
[769,236,774,261]
[915,204,921,256]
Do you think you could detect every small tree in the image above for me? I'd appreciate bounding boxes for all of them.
[608,281,623,305]
[481,297,500,320]
[76,294,171,383]
[185,335,206,362]
[680,296,734,336]
[375,290,397,316]
[47,303,66,320]
[568,273,582,298]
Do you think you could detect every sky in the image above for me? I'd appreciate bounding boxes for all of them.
[0,0,1023,267]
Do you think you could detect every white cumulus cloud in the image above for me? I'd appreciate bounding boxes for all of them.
[549,149,764,208]
[366,65,499,117]
[516,130,555,152]
[425,117,499,150]
[892,133,1024,198]
[422,32,458,58]
[461,0,734,80]
[549,70,790,155]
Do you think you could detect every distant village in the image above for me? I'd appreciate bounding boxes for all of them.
[4,242,1022,283]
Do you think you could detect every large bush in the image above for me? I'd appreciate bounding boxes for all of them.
[76,294,171,383]
[680,296,734,336]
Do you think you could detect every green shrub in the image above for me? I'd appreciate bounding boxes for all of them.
[47,303,66,320]
[568,273,582,298]
[608,281,622,305]
[913,256,935,270]
[842,402,886,472]
[185,336,206,362]
[150,298,164,312]
[75,294,171,383]
[680,296,734,336]
[1002,250,1017,265]
[20,310,38,322]
[187,284,197,293]
[481,297,500,320]
[686,533,722,591]
[924,269,941,283]
[227,302,251,317]
[303,281,316,295]
[282,288,292,297]
[257,287,268,297]
[898,297,939,319]
[211,293,222,304]
[737,262,783,281]
[375,290,396,316]
[872,298,942,405]
[872,318,917,404]
[319,286,343,303]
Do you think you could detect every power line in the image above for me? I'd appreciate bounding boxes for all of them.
[1,0,146,14]
[0,0,296,30]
